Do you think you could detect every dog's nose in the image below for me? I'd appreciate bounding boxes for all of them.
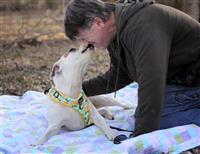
[81,39,95,48]
[87,44,94,50]
[82,44,95,53]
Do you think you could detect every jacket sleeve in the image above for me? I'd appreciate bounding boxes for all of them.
[125,23,172,136]
[82,51,132,97]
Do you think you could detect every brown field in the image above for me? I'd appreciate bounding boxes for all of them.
[0,10,110,95]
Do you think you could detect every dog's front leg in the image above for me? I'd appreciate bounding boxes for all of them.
[88,103,115,141]
[89,95,133,109]
[31,125,61,146]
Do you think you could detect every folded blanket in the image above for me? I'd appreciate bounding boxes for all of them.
[1,83,200,154]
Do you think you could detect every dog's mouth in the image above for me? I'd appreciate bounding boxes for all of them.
[87,44,94,50]
[82,44,95,53]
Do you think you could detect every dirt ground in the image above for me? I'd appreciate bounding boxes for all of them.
[0,9,110,95]
[0,40,110,95]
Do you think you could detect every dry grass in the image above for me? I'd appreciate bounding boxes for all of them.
[0,10,109,95]
[0,40,110,95]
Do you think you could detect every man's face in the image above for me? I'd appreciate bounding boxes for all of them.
[76,17,113,50]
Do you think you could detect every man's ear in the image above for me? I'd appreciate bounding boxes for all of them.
[93,17,104,29]
[50,62,62,79]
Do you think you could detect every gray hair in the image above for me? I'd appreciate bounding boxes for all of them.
[64,0,115,40]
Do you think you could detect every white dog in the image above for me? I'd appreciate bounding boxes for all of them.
[32,45,131,146]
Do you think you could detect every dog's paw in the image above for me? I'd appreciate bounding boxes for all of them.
[102,112,115,120]
[105,133,115,141]
[98,107,115,120]
[107,135,115,141]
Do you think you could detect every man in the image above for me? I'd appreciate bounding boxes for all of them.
[64,0,200,137]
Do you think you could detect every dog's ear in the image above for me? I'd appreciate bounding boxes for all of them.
[50,62,62,79]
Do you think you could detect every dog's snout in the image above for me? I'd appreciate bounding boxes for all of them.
[81,44,94,53]
[88,44,94,50]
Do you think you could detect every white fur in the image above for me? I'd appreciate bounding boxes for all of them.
[31,45,132,146]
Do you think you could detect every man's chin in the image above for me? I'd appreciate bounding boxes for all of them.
[99,47,107,50]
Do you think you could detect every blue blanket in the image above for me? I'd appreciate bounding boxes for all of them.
[1,83,200,154]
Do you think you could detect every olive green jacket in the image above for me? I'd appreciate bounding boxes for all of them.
[83,0,200,136]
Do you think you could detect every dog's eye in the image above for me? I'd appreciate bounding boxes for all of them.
[69,48,76,52]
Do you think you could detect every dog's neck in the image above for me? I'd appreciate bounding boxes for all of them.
[53,70,84,99]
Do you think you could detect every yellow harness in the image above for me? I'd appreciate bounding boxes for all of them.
[48,87,93,127]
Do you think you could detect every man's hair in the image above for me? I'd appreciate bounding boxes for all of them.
[64,0,115,40]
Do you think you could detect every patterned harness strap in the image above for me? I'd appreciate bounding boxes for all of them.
[48,87,93,127]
